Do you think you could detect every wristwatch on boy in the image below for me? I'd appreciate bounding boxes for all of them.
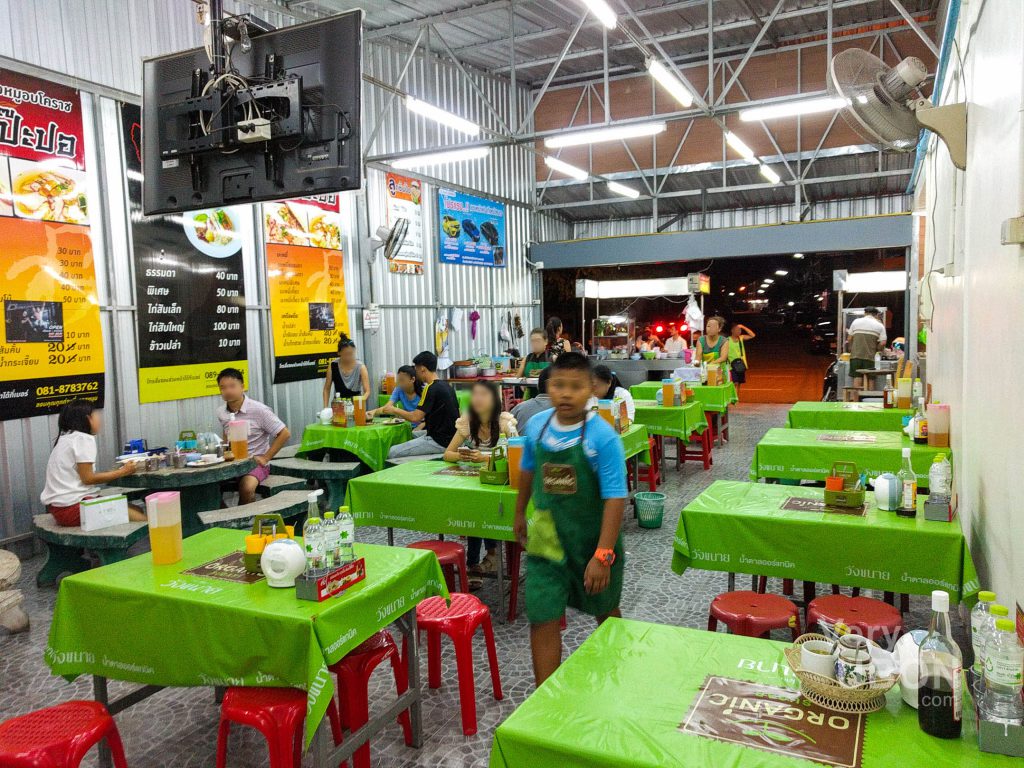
[593,548,615,567]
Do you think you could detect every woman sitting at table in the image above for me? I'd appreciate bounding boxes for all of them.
[588,365,636,421]
[322,333,370,408]
[695,315,730,365]
[370,365,423,427]
[443,381,518,587]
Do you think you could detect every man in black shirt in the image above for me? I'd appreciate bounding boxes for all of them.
[385,351,461,459]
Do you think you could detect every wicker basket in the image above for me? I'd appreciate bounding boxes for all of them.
[784,633,900,714]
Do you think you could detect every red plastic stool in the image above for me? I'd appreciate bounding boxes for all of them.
[407,540,469,593]
[216,687,342,768]
[328,631,411,768]
[415,593,502,736]
[708,591,801,639]
[806,595,904,644]
[635,437,662,491]
[757,576,795,596]
[0,701,128,768]
[678,427,713,470]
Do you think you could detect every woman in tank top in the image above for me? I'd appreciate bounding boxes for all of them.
[322,333,371,407]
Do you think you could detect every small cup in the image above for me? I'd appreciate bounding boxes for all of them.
[800,640,837,679]
[825,476,845,491]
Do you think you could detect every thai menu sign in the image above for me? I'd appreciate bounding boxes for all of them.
[0,69,105,420]
[437,188,506,268]
[121,103,249,403]
[263,195,350,383]
[384,172,423,274]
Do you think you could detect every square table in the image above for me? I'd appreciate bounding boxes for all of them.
[630,381,738,445]
[46,528,448,767]
[299,421,413,471]
[632,400,710,472]
[671,480,979,604]
[787,402,914,432]
[751,428,950,486]
[489,618,1014,768]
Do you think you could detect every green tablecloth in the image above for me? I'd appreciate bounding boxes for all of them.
[787,402,914,432]
[620,423,651,463]
[671,480,979,603]
[633,400,708,440]
[46,528,447,746]
[630,381,738,413]
[489,618,1011,768]
[751,428,950,484]
[299,421,413,471]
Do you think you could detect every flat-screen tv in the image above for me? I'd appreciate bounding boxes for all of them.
[142,10,362,215]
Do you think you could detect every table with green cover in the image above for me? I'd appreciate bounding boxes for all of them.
[751,428,950,485]
[630,380,738,413]
[671,480,979,603]
[46,528,448,762]
[489,618,1012,768]
[299,421,413,471]
[633,400,708,440]
[376,389,471,412]
[786,401,914,432]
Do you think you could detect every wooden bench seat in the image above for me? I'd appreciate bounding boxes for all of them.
[198,490,309,530]
[32,514,149,587]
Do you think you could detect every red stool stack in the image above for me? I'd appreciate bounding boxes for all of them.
[328,631,411,768]
[216,687,342,768]
[806,595,904,644]
[406,540,469,593]
[414,593,502,736]
[0,701,128,768]
[708,591,801,639]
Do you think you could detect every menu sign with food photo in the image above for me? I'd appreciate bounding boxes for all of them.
[0,69,105,420]
[384,172,423,274]
[264,195,351,383]
[120,103,248,403]
[437,188,507,268]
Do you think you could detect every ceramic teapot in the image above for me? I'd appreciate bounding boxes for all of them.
[261,539,306,588]
[318,407,333,426]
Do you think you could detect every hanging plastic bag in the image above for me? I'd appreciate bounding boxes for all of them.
[685,294,703,330]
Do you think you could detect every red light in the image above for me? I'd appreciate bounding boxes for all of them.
[679,323,688,333]
[655,325,664,334]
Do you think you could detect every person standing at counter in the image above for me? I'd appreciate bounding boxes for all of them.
[847,307,887,386]
[515,328,553,377]
[217,368,291,504]
[386,351,460,459]
[635,328,664,352]
[695,316,729,364]
[727,321,756,390]
[664,326,688,355]
[545,317,572,358]
[323,333,370,408]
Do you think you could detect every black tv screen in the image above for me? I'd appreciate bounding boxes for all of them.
[142,10,362,215]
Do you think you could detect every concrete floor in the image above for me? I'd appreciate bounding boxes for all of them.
[0,403,967,767]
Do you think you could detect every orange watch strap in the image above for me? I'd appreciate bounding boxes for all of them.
[594,548,615,566]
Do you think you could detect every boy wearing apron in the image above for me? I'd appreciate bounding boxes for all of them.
[513,352,627,685]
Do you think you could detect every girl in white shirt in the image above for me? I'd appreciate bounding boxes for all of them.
[41,400,144,527]
[590,365,636,421]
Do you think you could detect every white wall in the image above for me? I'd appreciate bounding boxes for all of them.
[923,0,1022,611]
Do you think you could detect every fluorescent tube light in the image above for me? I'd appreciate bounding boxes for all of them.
[728,292,735,296]
[646,59,693,108]
[544,156,589,181]
[757,289,766,294]
[404,96,480,136]
[392,146,489,169]
[775,269,788,275]
[763,278,774,284]
[739,96,848,122]
[579,0,616,29]
[759,164,781,184]
[545,121,666,149]
[606,181,641,199]
[793,253,805,259]
[725,131,755,161]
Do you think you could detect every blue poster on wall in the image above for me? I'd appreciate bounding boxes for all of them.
[437,188,507,268]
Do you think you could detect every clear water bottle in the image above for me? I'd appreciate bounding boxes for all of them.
[337,506,355,564]
[976,604,1010,696]
[918,590,963,739]
[971,591,997,684]
[928,454,952,502]
[302,516,324,575]
[321,511,340,569]
[981,619,1024,725]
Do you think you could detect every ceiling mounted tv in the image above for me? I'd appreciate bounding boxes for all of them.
[142,10,362,215]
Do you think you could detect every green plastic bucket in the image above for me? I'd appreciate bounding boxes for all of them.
[634,491,666,529]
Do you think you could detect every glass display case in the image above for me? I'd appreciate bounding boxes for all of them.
[591,316,635,357]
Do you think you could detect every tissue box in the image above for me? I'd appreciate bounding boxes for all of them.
[80,495,129,531]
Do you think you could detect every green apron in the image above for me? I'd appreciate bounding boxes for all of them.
[698,335,725,363]
[525,414,624,624]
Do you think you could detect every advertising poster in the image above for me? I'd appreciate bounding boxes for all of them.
[121,104,248,403]
[0,69,105,420]
[437,188,506,268]
[263,195,350,383]
[384,172,423,274]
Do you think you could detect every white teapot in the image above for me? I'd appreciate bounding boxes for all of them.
[872,473,900,511]
[260,539,306,588]
[318,407,333,426]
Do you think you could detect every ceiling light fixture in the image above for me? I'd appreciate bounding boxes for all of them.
[646,59,694,108]
[392,146,489,169]
[404,96,480,136]
[739,96,849,122]
[775,269,788,275]
[579,0,617,29]
[725,131,756,161]
[759,164,781,184]
[757,289,766,294]
[544,155,589,181]
[763,278,774,284]
[788,301,795,306]
[545,121,666,149]
[728,291,736,296]
[606,181,641,199]
[793,252,805,259]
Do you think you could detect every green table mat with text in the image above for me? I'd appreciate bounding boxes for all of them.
[671,480,979,603]
[46,528,447,747]
[489,619,1011,768]
[630,381,738,413]
[633,400,708,440]
[786,402,914,432]
[299,421,413,471]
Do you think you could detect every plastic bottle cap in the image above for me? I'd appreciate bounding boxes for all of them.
[323,511,335,519]
[995,619,1015,632]
[991,604,1010,617]
[931,590,949,612]
[307,517,321,524]
[978,591,996,603]
[902,447,912,458]
[933,454,946,462]
[339,506,349,513]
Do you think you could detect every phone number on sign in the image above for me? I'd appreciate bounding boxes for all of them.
[36,381,100,396]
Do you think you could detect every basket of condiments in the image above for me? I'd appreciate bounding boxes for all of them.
[479,445,509,486]
[823,462,866,508]
[243,514,295,573]
[784,633,899,713]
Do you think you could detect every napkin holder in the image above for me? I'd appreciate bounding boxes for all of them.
[823,462,865,508]
[480,445,509,486]
[296,558,366,602]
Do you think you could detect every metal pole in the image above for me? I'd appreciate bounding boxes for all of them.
[519,15,587,134]
[581,296,586,352]
[509,0,518,133]
[887,0,941,57]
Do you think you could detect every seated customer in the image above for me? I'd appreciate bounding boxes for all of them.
[371,365,423,427]
[216,368,291,504]
[386,351,460,459]
[510,366,553,430]
[588,365,636,421]
[40,400,145,526]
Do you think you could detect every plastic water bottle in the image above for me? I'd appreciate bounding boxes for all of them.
[302,516,324,574]
[976,604,1010,694]
[981,619,1024,725]
[337,506,355,565]
[321,511,339,569]
[928,454,952,502]
[918,590,963,738]
[971,591,997,682]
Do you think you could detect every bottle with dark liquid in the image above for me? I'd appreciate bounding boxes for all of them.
[918,590,963,738]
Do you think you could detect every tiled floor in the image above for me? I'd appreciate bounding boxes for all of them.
[0,404,969,767]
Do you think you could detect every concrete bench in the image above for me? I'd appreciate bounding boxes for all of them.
[274,443,301,459]
[270,457,362,511]
[32,514,149,587]
[198,490,310,530]
[384,454,445,467]
[257,474,307,497]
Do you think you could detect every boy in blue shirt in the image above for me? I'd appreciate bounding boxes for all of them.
[373,365,423,427]
[513,352,627,685]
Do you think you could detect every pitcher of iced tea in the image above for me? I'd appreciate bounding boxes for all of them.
[353,395,367,426]
[226,420,249,459]
[146,491,183,565]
